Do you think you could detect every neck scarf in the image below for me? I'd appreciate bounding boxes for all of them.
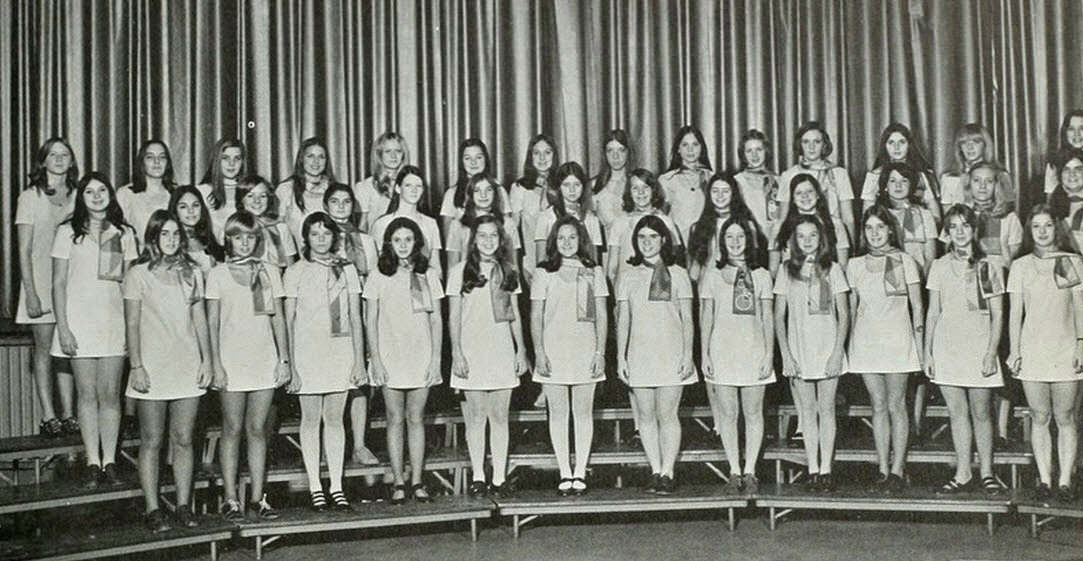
[228,256,274,315]
[305,178,328,196]
[259,219,288,267]
[732,264,756,316]
[881,251,907,296]
[647,259,672,302]
[973,204,1002,254]
[97,223,125,282]
[410,269,434,313]
[804,257,833,315]
[163,255,201,304]
[1042,252,1082,289]
[315,257,351,337]
[337,221,369,275]
[484,259,515,323]
[576,266,597,322]
[1068,197,1083,232]
[897,205,926,242]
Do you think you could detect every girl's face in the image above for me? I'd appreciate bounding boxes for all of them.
[886,170,912,201]
[474,222,501,258]
[793,181,819,213]
[946,215,974,250]
[396,174,425,206]
[158,220,182,257]
[325,190,354,221]
[723,223,746,260]
[560,174,583,205]
[885,132,909,162]
[462,146,486,177]
[743,139,766,169]
[959,136,985,163]
[82,179,111,213]
[970,167,997,203]
[471,179,495,212]
[220,147,244,180]
[863,215,891,251]
[241,184,271,216]
[229,230,258,258]
[1031,213,1057,249]
[380,139,404,171]
[302,145,327,177]
[636,226,663,260]
[531,141,554,173]
[44,142,73,176]
[800,130,825,161]
[555,224,579,258]
[679,133,702,166]
[710,179,733,212]
[143,143,169,179]
[307,222,335,256]
[390,227,416,260]
[1061,157,1083,193]
[175,193,203,228]
[1066,116,1083,149]
[629,177,653,211]
[795,222,821,256]
[605,140,628,171]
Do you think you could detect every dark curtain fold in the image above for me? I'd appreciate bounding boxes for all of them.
[4,0,1083,316]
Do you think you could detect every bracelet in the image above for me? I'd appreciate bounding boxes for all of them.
[914,326,925,332]
[279,358,290,365]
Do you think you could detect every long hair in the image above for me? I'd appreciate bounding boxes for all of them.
[130,140,176,194]
[737,129,773,171]
[626,215,679,267]
[1047,147,1083,220]
[784,214,835,279]
[1057,110,1083,151]
[539,215,599,272]
[323,182,362,229]
[377,216,430,275]
[792,121,835,162]
[451,138,491,209]
[689,173,754,267]
[136,209,196,269]
[1020,203,1077,256]
[549,161,593,221]
[873,123,934,172]
[666,125,712,172]
[593,129,634,194]
[518,134,559,192]
[621,168,669,213]
[775,173,838,252]
[875,162,925,208]
[459,175,508,227]
[942,204,987,266]
[857,204,903,256]
[170,185,224,261]
[289,137,337,212]
[221,211,264,259]
[963,160,1015,216]
[462,214,519,293]
[369,131,411,197]
[948,123,997,175]
[715,215,761,270]
[385,165,432,215]
[300,211,342,260]
[200,138,246,210]
[63,172,131,244]
[27,137,79,195]
[235,174,279,219]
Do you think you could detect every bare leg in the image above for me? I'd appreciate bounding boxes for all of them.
[95,357,125,466]
[72,358,101,467]
[815,378,839,475]
[298,395,324,492]
[632,388,662,475]
[349,392,372,462]
[383,388,407,486]
[137,400,167,512]
[714,384,741,476]
[405,388,430,486]
[968,388,994,480]
[861,374,890,476]
[656,385,684,477]
[941,385,974,483]
[740,385,767,476]
[793,380,820,474]
[885,373,910,477]
[244,390,275,502]
[169,397,201,507]
[1052,382,1080,488]
[1022,381,1053,486]
[30,324,58,421]
[218,392,247,502]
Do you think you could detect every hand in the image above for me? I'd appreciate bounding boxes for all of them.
[514,351,531,377]
[1006,351,1022,379]
[130,366,150,393]
[287,368,302,393]
[678,355,695,381]
[701,354,714,382]
[924,350,935,380]
[590,353,605,380]
[981,351,999,378]
[617,359,630,385]
[824,351,844,378]
[757,356,773,380]
[1074,341,1083,375]
[425,358,443,387]
[211,362,228,391]
[274,362,292,388]
[452,353,469,379]
[197,360,213,389]
[350,359,367,386]
[25,293,44,319]
[534,354,551,378]
[369,361,388,387]
[57,326,78,356]
[782,353,801,379]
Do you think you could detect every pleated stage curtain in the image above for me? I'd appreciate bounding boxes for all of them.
[2,0,1083,316]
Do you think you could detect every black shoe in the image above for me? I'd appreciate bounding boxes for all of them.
[411,483,432,503]
[1035,483,1053,502]
[82,465,101,490]
[248,494,280,520]
[804,474,820,492]
[468,480,488,498]
[309,490,329,512]
[39,417,64,438]
[625,430,642,447]
[329,490,352,512]
[644,473,661,494]
[556,478,574,497]
[174,504,200,528]
[818,473,836,492]
[145,509,172,533]
[101,463,124,487]
[121,416,139,440]
[570,477,587,496]
[980,476,1006,496]
[221,499,245,522]
[937,477,973,495]
[655,475,676,495]
[488,483,510,499]
[1055,485,1077,503]
[886,474,907,495]
[870,474,891,494]
[60,417,80,435]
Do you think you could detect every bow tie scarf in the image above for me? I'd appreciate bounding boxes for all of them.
[229,257,275,316]
[319,259,352,337]
[732,266,756,315]
[97,226,125,281]
[485,261,515,323]
[163,256,201,304]
[648,261,672,302]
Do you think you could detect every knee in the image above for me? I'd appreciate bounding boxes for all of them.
[886,395,906,418]
[718,404,739,424]
[221,418,242,440]
[140,431,164,452]
[969,403,991,423]
[1030,408,1052,427]
[1053,406,1076,429]
[245,419,266,441]
[170,428,194,450]
[406,411,425,428]
[488,407,509,426]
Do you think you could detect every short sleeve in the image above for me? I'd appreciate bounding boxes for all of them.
[51,225,73,259]
[1071,256,1083,294]
[1006,260,1024,294]
[533,211,553,242]
[267,266,286,298]
[921,209,938,240]
[671,266,693,299]
[773,268,791,295]
[592,266,610,297]
[586,215,603,246]
[509,183,525,214]
[940,174,963,206]
[832,218,851,249]
[529,268,549,300]
[440,187,458,218]
[664,214,684,246]
[345,265,362,294]
[753,268,774,299]
[275,182,295,218]
[1044,163,1058,194]
[279,223,298,257]
[925,259,944,293]
[445,264,464,296]
[1003,213,1024,249]
[699,269,720,300]
[204,267,223,299]
[282,263,302,298]
[776,168,795,203]
[860,171,878,202]
[845,259,859,286]
[122,228,139,260]
[902,253,921,285]
[423,219,443,251]
[833,168,855,201]
[830,263,850,294]
[427,268,446,300]
[121,266,146,300]
[615,270,634,301]
[607,217,627,248]
[15,190,37,225]
[354,178,374,213]
[362,272,384,300]
[446,220,465,251]
[361,234,380,273]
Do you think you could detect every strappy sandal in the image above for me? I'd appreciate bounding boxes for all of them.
[570,477,587,496]
[309,490,328,512]
[557,478,574,497]
[980,475,1005,495]
[411,483,432,503]
[936,478,972,494]
[468,480,488,497]
[329,490,352,511]
[390,484,407,505]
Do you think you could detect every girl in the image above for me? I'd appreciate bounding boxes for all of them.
[198,139,247,242]
[116,140,176,247]
[874,162,938,276]
[770,174,850,274]
[534,162,604,269]
[439,139,509,233]
[659,125,714,243]
[52,173,139,488]
[608,169,683,281]
[591,129,634,230]
[848,206,924,493]
[17,138,78,437]
[1048,147,1083,252]
[510,134,558,282]
[532,216,609,495]
[276,138,342,244]
[699,217,775,494]
[364,217,444,504]
[860,124,942,222]
[778,121,856,243]
[206,211,291,521]
[370,166,443,276]
[1044,111,1083,194]
[169,186,225,273]
[687,173,755,282]
[1007,204,1083,503]
[356,131,410,232]
[446,175,519,270]
[284,212,366,511]
[323,183,380,466]
[733,129,781,236]
[940,123,999,207]
[236,175,298,270]
[123,210,212,532]
[616,215,695,495]
[773,214,850,492]
[448,215,530,496]
[962,162,1022,270]
[926,204,1006,495]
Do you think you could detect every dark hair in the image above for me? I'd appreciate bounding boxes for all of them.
[517,134,559,192]
[857,204,903,255]
[235,174,279,219]
[300,211,342,260]
[941,204,987,265]
[1020,203,1076,256]
[221,211,264,259]
[626,215,679,267]
[27,137,78,195]
[715,216,761,269]
[322,182,362,228]
[452,138,492,208]
[1048,147,1083,220]
[593,129,634,194]
[873,123,933,171]
[459,175,508,227]
[130,140,176,194]
[775,173,838,252]
[793,121,835,162]
[461,215,519,294]
[549,161,593,221]
[288,137,337,212]
[784,214,835,279]
[689,173,754,267]
[63,172,132,244]
[200,138,246,210]
[666,125,712,172]
[621,168,669,213]
[171,185,225,262]
[539,215,599,272]
[875,162,924,208]
[136,209,196,269]
[1057,110,1083,151]
[377,216,430,275]
[385,165,432,215]
[737,129,773,171]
